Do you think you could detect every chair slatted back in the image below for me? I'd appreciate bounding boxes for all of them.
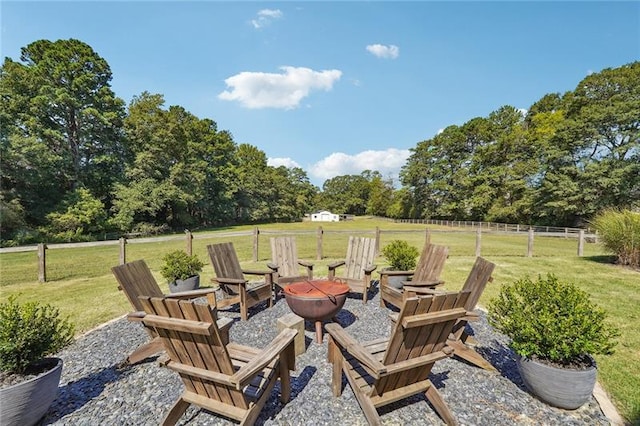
[460,257,495,312]
[139,296,248,410]
[112,260,164,313]
[413,243,449,282]
[344,236,376,280]
[375,292,469,396]
[270,237,300,279]
[208,242,244,281]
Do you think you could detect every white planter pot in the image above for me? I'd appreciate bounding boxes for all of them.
[0,357,63,426]
[516,355,596,410]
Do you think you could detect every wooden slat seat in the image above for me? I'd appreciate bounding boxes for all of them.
[326,291,471,425]
[379,243,449,309]
[140,296,297,426]
[327,236,377,304]
[207,242,274,321]
[112,259,232,365]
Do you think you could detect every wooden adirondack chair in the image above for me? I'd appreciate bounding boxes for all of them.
[400,256,497,372]
[207,242,274,321]
[326,291,471,425]
[268,236,314,289]
[379,243,449,309]
[327,236,377,304]
[445,256,496,371]
[139,296,297,426]
[112,259,232,365]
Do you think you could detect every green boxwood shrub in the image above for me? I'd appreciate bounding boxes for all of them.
[381,240,419,271]
[591,208,640,268]
[160,250,204,282]
[0,296,75,374]
[488,274,619,365]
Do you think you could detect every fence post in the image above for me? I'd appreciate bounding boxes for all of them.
[253,227,259,262]
[565,227,569,239]
[185,230,193,256]
[527,228,534,257]
[38,243,47,283]
[476,229,482,257]
[578,230,585,256]
[517,224,520,233]
[316,226,323,260]
[119,237,127,265]
[425,228,431,245]
[375,227,381,255]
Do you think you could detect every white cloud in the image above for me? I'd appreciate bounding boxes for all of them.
[218,66,342,109]
[251,9,283,29]
[518,108,528,117]
[309,148,411,184]
[366,44,399,59]
[268,157,300,168]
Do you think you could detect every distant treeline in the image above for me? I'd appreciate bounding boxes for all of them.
[1,39,638,246]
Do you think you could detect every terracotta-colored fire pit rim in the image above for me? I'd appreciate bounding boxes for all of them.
[283,280,350,297]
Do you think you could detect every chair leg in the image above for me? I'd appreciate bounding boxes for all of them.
[161,397,190,426]
[447,340,497,372]
[329,339,343,396]
[425,383,457,426]
[279,355,291,403]
[127,338,164,365]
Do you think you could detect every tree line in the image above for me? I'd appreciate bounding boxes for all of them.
[1,39,638,246]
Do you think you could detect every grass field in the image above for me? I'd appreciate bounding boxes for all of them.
[1,218,638,423]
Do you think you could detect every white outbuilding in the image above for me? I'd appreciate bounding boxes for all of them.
[310,210,340,222]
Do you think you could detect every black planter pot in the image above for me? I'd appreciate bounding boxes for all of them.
[169,274,200,293]
[516,354,597,410]
[0,357,63,426]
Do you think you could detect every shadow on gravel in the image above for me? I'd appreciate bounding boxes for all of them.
[477,340,527,391]
[42,363,136,424]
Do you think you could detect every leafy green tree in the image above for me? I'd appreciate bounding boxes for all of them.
[535,62,640,225]
[45,187,107,241]
[0,39,126,215]
[112,92,236,231]
[319,172,372,215]
[366,174,394,216]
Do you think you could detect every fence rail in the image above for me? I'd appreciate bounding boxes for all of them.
[1,224,597,283]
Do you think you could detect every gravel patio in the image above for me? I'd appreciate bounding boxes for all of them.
[43,287,610,425]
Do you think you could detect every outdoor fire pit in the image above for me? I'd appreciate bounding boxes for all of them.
[283,279,350,343]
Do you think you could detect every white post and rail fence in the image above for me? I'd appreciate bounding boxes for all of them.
[1,221,596,283]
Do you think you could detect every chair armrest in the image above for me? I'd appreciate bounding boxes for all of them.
[267,262,279,271]
[379,269,415,277]
[213,277,247,285]
[298,260,314,269]
[402,285,443,294]
[328,260,345,270]
[363,264,377,274]
[164,287,218,299]
[403,279,444,288]
[217,317,233,331]
[325,323,387,377]
[231,328,297,390]
[463,311,480,322]
[127,311,146,322]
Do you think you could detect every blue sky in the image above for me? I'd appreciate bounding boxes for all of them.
[2,1,639,188]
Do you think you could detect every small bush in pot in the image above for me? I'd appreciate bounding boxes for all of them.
[0,296,74,376]
[160,250,204,283]
[487,274,619,409]
[381,240,419,271]
[0,296,75,426]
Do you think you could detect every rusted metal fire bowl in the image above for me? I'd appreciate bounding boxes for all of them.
[283,280,349,321]
[283,280,350,343]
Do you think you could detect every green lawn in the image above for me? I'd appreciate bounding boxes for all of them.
[1,218,638,423]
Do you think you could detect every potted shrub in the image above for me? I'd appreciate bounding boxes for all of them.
[380,240,420,289]
[0,296,75,426]
[161,250,205,293]
[488,274,619,409]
